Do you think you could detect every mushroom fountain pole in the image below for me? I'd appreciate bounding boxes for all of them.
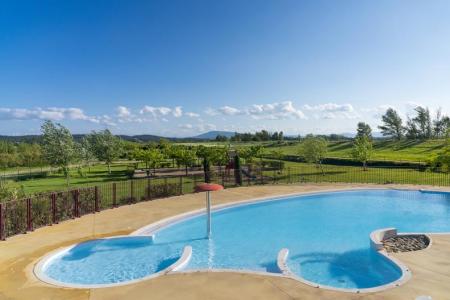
[195,183,224,239]
[206,190,211,238]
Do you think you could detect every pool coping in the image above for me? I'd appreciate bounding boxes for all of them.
[32,186,450,293]
[33,239,192,289]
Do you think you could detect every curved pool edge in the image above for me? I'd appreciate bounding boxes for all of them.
[132,187,448,294]
[31,186,450,292]
[33,239,192,289]
[276,244,412,294]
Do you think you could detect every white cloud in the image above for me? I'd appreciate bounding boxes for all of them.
[218,106,241,116]
[116,106,131,118]
[0,107,107,124]
[204,107,219,116]
[140,105,172,117]
[303,103,354,113]
[303,103,358,119]
[211,101,306,120]
[185,112,200,118]
[173,106,183,118]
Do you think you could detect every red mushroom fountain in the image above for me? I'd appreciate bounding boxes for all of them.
[195,183,224,239]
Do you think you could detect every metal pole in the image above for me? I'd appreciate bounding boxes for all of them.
[206,191,211,239]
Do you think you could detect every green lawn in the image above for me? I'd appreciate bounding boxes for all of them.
[261,160,450,186]
[268,139,446,163]
[13,164,131,195]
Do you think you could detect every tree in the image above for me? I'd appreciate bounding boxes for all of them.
[41,120,75,185]
[17,143,42,170]
[378,108,404,140]
[239,145,263,164]
[298,136,327,172]
[196,146,213,183]
[208,146,229,175]
[406,106,432,139]
[215,135,228,142]
[356,122,372,140]
[87,129,123,173]
[174,147,197,175]
[433,108,450,138]
[352,135,373,171]
[406,117,419,139]
[78,137,95,172]
[132,148,164,174]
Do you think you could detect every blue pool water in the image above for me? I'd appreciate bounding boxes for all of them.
[42,189,450,289]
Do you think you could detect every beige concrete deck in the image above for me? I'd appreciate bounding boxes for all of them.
[1,184,450,300]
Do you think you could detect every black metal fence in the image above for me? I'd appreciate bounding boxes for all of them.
[1,165,449,240]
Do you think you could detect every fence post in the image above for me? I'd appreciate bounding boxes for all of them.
[0,203,5,240]
[164,178,168,195]
[73,190,79,218]
[221,172,225,188]
[147,178,152,200]
[26,198,33,232]
[112,183,117,208]
[179,176,183,195]
[51,193,57,224]
[94,186,99,212]
[130,180,134,204]
[259,167,263,185]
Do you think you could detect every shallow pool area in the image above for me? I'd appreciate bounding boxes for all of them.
[36,189,450,290]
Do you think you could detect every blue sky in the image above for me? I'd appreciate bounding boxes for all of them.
[1,0,450,136]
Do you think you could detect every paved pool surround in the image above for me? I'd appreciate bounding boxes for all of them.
[1,184,450,300]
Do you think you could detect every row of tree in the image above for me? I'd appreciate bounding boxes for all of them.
[0,141,43,169]
[40,121,123,184]
[227,130,286,142]
[379,106,450,140]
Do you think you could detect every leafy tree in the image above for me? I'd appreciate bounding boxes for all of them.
[215,135,228,142]
[407,106,432,139]
[208,146,229,174]
[196,146,213,183]
[298,136,327,172]
[239,145,263,164]
[352,135,373,171]
[0,141,18,169]
[87,129,123,173]
[17,143,42,169]
[41,120,75,185]
[406,117,419,139]
[174,147,197,175]
[356,122,372,140]
[433,108,450,138]
[378,108,404,140]
[78,137,95,172]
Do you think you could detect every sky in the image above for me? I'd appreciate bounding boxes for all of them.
[1,0,450,137]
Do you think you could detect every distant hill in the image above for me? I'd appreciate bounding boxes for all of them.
[192,131,236,140]
[0,131,236,143]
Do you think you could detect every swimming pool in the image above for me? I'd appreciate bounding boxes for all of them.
[35,189,450,291]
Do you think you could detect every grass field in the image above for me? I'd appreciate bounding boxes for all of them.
[267,139,446,163]
[261,160,450,186]
[10,164,132,195]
